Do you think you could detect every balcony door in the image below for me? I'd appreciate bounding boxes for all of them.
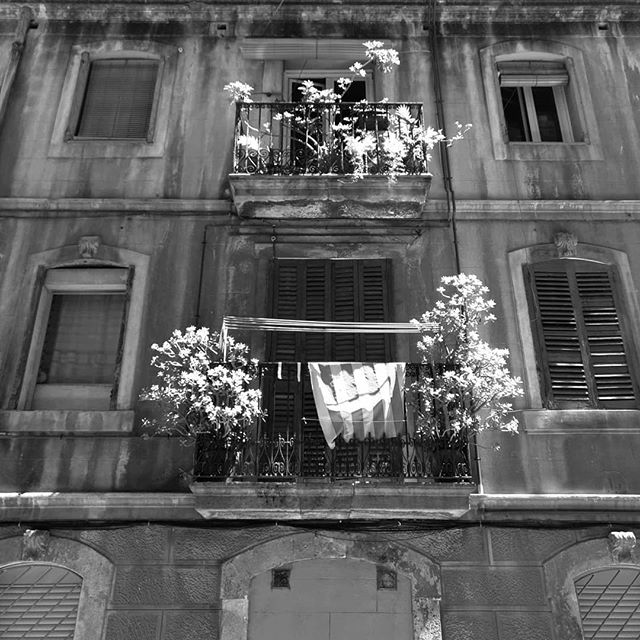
[265,259,392,477]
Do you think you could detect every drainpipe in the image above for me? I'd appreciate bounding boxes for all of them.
[428,0,461,274]
[194,224,215,327]
[429,0,483,493]
[0,7,35,128]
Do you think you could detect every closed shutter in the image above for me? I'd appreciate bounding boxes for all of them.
[498,60,569,87]
[268,259,391,475]
[526,260,637,409]
[575,568,640,639]
[76,58,159,139]
[0,564,81,639]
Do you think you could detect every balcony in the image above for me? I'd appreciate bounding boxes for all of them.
[192,363,471,484]
[228,101,433,217]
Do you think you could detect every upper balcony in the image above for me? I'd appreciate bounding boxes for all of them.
[228,101,434,218]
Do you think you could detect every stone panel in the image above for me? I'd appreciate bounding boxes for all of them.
[405,527,487,563]
[104,611,161,640]
[162,610,219,640]
[171,525,282,560]
[112,565,220,606]
[71,526,171,563]
[489,527,576,562]
[441,567,546,607]
[441,611,497,640]
[497,612,554,640]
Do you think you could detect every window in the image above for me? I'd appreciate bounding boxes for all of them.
[66,55,162,141]
[266,259,391,475]
[480,41,601,161]
[575,568,640,639]
[525,259,638,409]
[0,564,81,638]
[286,71,372,102]
[19,267,131,410]
[499,60,575,142]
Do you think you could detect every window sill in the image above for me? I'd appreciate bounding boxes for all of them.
[519,409,640,435]
[48,139,165,159]
[0,410,134,434]
[499,141,602,162]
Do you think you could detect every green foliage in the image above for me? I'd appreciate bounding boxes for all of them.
[140,327,264,446]
[412,274,523,439]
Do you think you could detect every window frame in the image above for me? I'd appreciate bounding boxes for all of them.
[508,243,640,410]
[49,42,178,159]
[18,267,132,411]
[284,69,374,102]
[10,243,150,414]
[66,54,164,143]
[480,41,602,161]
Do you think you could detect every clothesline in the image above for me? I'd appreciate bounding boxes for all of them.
[219,316,435,358]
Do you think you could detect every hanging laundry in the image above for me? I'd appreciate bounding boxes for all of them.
[307,362,406,448]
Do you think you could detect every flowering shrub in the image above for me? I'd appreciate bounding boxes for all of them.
[411,274,523,441]
[140,327,264,447]
[224,41,470,180]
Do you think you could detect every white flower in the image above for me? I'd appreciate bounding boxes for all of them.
[223,81,254,102]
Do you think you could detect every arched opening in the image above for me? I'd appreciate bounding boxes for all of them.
[248,558,413,640]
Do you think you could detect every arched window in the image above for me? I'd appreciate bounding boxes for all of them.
[575,567,640,639]
[0,563,82,638]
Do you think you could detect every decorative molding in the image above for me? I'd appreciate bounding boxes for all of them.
[78,235,101,258]
[21,529,50,561]
[554,232,578,257]
[608,531,636,562]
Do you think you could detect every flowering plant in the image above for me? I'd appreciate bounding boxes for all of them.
[140,327,264,447]
[411,274,523,441]
[224,42,470,180]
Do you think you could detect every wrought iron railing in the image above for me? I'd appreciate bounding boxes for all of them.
[193,362,471,483]
[232,102,430,176]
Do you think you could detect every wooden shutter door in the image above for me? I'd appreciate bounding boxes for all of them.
[526,260,638,409]
[269,259,392,477]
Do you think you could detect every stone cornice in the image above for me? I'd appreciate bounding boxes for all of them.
[1,2,640,24]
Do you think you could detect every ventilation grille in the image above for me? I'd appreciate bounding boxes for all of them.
[575,568,640,639]
[0,565,81,639]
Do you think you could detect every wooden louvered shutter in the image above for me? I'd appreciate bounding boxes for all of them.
[268,259,392,475]
[526,260,638,409]
[75,58,160,139]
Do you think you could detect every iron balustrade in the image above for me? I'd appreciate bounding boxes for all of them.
[193,362,471,482]
[232,101,429,176]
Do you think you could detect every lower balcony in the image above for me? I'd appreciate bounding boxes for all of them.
[192,362,471,484]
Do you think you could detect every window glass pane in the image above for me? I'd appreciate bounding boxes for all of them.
[38,293,126,384]
[532,86,563,141]
[76,59,158,139]
[501,87,530,141]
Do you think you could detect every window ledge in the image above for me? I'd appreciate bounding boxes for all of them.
[520,409,640,435]
[0,410,134,434]
[502,141,601,162]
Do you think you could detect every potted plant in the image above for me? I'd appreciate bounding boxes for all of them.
[140,326,264,479]
[411,274,522,481]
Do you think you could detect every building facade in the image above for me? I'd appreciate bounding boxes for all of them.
[1,1,640,639]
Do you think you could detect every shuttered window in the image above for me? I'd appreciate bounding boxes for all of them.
[0,564,81,639]
[525,259,638,409]
[75,58,160,139]
[270,259,391,361]
[267,259,392,472]
[575,568,640,639]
